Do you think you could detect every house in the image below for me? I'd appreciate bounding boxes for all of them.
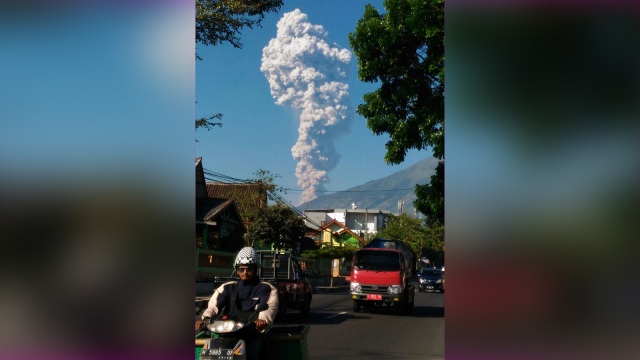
[195,158,246,253]
[303,207,393,238]
[196,197,246,252]
[307,219,363,248]
[206,182,268,230]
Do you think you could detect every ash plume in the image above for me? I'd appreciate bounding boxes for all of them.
[261,9,352,203]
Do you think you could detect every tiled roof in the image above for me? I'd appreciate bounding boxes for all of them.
[206,182,267,216]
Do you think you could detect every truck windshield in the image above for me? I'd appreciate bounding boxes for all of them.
[354,251,400,271]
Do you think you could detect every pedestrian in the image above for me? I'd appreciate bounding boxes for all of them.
[196,247,279,360]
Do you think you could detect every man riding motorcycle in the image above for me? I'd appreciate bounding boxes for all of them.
[196,247,279,360]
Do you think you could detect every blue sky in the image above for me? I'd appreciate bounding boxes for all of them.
[196,0,431,206]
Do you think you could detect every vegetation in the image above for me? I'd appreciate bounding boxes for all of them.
[196,0,284,52]
[300,246,356,260]
[195,0,284,134]
[349,0,444,224]
[216,169,288,247]
[376,213,444,264]
[195,112,223,132]
[247,204,307,251]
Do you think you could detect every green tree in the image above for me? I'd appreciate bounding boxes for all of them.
[377,213,428,256]
[196,0,284,55]
[414,161,444,225]
[222,169,286,244]
[422,225,444,267]
[195,112,223,134]
[196,0,284,134]
[247,204,307,251]
[349,0,444,224]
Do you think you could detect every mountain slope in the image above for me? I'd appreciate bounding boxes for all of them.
[297,157,439,212]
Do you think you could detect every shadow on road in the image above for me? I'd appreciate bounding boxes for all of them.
[276,311,372,325]
[275,304,443,325]
[353,305,444,318]
[308,346,443,360]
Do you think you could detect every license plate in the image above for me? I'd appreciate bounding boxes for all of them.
[427,286,434,289]
[366,294,382,300]
[200,348,234,360]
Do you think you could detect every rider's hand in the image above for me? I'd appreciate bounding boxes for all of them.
[255,319,267,332]
[195,319,206,332]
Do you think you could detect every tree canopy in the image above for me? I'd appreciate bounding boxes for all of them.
[247,204,307,251]
[414,161,444,225]
[349,0,444,224]
[195,1,284,135]
[377,213,428,256]
[225,169,283,224]
[196,0,284,51]
[376,213,444,265]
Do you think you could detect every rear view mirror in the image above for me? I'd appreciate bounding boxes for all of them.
[254,303,269,312]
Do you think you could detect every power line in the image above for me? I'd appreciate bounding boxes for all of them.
[203,167,324,229]
[283,188,415,193]
[203,169,252,183]
[204,167,415,194]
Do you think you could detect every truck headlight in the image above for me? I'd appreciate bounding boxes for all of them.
[388,285,403,294]
[350,282,361,293]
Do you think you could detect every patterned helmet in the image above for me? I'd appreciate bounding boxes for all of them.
[234,247,259,267]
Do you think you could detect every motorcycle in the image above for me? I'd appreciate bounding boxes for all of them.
[197,303,269,360]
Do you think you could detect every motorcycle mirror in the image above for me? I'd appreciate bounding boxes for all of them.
[254,303,269,312]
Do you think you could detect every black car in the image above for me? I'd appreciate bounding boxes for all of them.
[418,268,444,293]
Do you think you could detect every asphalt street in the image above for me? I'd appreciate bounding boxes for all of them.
[195,283,444,360]
[275,287,445,360]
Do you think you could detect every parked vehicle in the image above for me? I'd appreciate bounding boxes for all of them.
[349,246,415,313]
[418,268,444,293]
[257,250,313,318]
[211,250,313,319]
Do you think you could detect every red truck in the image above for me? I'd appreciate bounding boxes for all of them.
[349,238,416,313]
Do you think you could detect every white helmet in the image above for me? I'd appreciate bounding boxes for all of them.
[234,247,259,267]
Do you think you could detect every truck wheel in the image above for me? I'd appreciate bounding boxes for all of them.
[396,300,406,314]
[352,300,361,313]
[397,294,411,315]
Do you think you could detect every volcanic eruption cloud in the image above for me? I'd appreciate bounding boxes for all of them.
[261,9,353,203]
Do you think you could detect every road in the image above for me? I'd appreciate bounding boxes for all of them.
[275,287,445,360]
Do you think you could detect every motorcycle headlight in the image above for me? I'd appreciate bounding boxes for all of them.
[388,285,403,294]
[209,320,245,333]
[350,282,361,293]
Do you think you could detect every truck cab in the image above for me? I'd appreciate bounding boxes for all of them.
[349,247,415,313]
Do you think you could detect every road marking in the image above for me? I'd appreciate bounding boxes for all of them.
[324,311,347,320]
